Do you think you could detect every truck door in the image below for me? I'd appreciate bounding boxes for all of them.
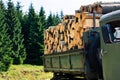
[101,20,120,80]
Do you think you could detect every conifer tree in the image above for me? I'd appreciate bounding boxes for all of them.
[38,6,46,64]
[16,2,23,24]
[25,3,43,64]
[0,0,12,71]
[39,6,46,29]
[21,14,29,48]
[47,12,61,27]
[25,5,47,65]
[6,0,26,64]
[46,12,54,27]
[53,13,61,25]
[60,10,64,20]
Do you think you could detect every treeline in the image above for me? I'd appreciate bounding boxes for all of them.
[0,0,63,71]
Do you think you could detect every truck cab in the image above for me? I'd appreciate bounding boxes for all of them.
[100,10,120,80]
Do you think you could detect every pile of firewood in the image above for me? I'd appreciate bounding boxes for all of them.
[44,2,120,54]
[44,12,101,54]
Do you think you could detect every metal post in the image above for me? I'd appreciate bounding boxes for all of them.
[93,11,96,29]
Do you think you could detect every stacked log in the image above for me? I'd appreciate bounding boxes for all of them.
[44,2,119,54]
[44,12,101,54]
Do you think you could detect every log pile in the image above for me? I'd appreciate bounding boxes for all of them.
[44,12,101,54]
[44,2,120,54]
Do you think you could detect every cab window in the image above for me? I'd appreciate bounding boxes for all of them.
[101,20,120,43]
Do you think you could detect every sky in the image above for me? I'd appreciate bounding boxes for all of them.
[3,0,120,16]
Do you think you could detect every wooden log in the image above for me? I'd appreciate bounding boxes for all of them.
[59,41,66,49]
[74,30,83,46]
[82,18,100,28]
[75,21,83,31]
[75,10,82,22]
[75,10,82,19]
[60,33,64,41]
[75,10,81,18]
[62,45,68,52]
[82,12,101,20]
[68,40,75,50]
[62,21,68,30]
[57,45,62,53]
[60,22,68,33]
[54,29,60,38]
[44,43,53,54]
[68,19,74,30]
[59,24,64,33]
[73,31,79,45]
[93,4,102,14]
[53,43,57,53]
[49,26,56,33]
[69,29,75,39]
[88,4,93,13]
[81,12,101,29]
[44,29,50,40]
[44,44,48,54]
[68,22,71,30]
[67,30,70,38]
[71,22,76,30]
[78,42,83,49]
[56,24,61,31]
[63,15,75,22]
[64,35,68,44]
[80,6,87,12]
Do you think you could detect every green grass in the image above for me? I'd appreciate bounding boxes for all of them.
[0,65,53,80]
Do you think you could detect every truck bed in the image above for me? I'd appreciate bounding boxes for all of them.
[43,49,85,75]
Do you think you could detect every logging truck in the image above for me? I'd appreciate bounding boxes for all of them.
[43,2,120,80]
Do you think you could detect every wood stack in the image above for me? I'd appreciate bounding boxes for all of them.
[44,2,119,54]
[44,11,101,54]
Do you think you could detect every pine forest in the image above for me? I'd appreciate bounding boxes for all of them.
[0,0,63,71]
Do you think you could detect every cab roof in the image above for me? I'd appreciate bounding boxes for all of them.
[100,10,120,24]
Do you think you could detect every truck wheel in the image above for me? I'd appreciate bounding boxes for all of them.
[51,76,61,80]
[51,72,62,80]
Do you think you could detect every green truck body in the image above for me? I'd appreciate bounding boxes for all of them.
[44,49,84,75]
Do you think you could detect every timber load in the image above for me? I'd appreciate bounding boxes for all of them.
[44,2,120,54]
[44,13,101,54]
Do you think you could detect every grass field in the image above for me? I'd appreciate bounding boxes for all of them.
[0,65,53,80]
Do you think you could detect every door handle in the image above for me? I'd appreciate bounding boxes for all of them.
[101,49,108,56]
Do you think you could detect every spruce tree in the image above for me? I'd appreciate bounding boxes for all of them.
[38,6,46,64]
[6,0,26,64]
[16,2,23,24]
[22,14,29,48]
[46,12,54,27]
[47,12,61,27]
[53,13,61,25]
[25,3,43,65]
[60,10,64,21]
[39,6,46,29]
[0,0,12,71]
[39,6,46,50]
